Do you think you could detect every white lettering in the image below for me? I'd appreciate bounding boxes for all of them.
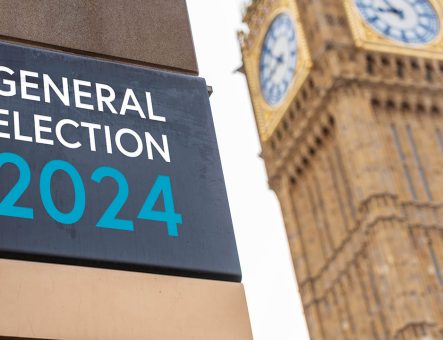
[13,111,33,142]
[104,125,113,154]
[120,89,146,119]
[0,66,16,97]
[56,119,81,149]
[145,133,170,163]
[146,92,166,122]
[73,79,94,110]
[80,121,101,151]
[20,70,40,101]
[34,114,53,145]
[96,83,117,114]
[43,74,70,106]
[0,109,10,139]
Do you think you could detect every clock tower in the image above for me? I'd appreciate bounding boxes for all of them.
[240,0,443,339]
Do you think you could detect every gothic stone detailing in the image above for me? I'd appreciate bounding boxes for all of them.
[273,83,443,339]
[241,0,443,339]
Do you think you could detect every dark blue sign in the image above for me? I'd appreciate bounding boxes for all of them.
[0,41,241,282]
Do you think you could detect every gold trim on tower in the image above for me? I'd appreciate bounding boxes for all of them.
[344,0,443,59]
[241,0,312,142]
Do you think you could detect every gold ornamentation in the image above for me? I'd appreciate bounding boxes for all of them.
[344,0,443,59]
[241,0,312,142]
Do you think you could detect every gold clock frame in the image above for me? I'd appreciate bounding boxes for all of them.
[344,0,443,59]
[243,0,312,142]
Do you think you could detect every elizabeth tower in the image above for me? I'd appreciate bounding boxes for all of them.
[240,0,443,338]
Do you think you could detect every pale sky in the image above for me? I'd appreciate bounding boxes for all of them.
[187,1,310,339]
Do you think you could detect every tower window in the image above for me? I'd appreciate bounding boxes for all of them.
[425,63,434,82]
[308,78,315,89]
[386,100,395,110]
[283,119,289,131]
[325,14,334,25]
[401,101,410,112]
[371,97,380,108]
[338,16,346,27]
[391,124,417,200]
[366,54,375,75]
[411,59,419,70]
[406,125,432,201]
[396,59,405,78]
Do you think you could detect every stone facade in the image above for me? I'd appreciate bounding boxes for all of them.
[240,0,443,339]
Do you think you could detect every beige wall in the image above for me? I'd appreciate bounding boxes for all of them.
[0,259,252,340]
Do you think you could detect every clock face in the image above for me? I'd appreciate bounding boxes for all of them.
[259,13,297,106]
[355,0,440,45]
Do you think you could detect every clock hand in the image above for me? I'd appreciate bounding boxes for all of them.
[383,0,397,10]
[380,0,404,18]
[265,49,285,64]
[265,56,285,84]
[377,6,404,18]
[266,64,280,84]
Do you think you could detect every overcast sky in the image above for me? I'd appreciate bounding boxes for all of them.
[187,1,310,339]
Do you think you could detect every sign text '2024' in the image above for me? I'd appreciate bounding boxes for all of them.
[0,152,182,236]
